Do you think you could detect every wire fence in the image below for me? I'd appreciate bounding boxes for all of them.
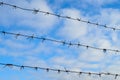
[0,1,120,80]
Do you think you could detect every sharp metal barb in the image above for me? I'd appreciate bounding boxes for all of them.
[87,21,90,24]
[64,67,69,74]
[96,23,99,26]
[104,24,107,28]
[56,14,61,18]
[45,12,50,15]
[12,5,17,9]
[33,9,39,14]
[62,41,66,45]
[112,28,115,31]
[26,34,34,41]
[106,72,111,75]
[68,42,73,47]
[79,72,82,77]
[86,46,89,49]
[65,70,69,74]
[77,43,81,47]
[116,50,119,53]
[0,2,3,5]
[30,34,34,39]
[20,65,25,70]
[88,72,91,76]
[34,67,38,71]
[98,73,102,77]
[103,49,107,53]
[76,18,81,21]
[66,16,71,19]
[41,37,46,43]
[115,74,118,79]
[1,31,6,35]
[46,68,49,72]
[15,33,21,39]
[57,69,61,74]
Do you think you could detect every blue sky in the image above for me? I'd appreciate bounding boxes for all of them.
[0,0,120,80]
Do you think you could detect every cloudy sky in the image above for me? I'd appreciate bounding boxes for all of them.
[0,0,120,80]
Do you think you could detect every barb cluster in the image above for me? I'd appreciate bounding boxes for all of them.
[0,63,119,79]
[0,30,120,53]
[0,2,120,31]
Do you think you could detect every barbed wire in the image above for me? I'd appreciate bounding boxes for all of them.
[0,2,120,31]
[0,30,120,53]
[0,62,119,79]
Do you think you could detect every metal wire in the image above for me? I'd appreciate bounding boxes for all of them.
[0,2,120,31]
[0,62,119,79]
[0,30,120,54]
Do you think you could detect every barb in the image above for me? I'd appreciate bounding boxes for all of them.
[0,62,119,79]
[0,2,120,31]
[0,30,120,53]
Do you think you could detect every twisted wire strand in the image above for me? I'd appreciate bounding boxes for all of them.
[0,62,119,79]
[0,2,120,31]
[0,30,120,53]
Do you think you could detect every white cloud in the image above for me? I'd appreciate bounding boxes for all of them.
[0,0,57,32]
[50,56,76,66]
[84,0,118,6]
[79,49,104,62]
[96,39,111,48]
[95,9,120,26]
[23,56,48,67]
[58,9,88,39]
